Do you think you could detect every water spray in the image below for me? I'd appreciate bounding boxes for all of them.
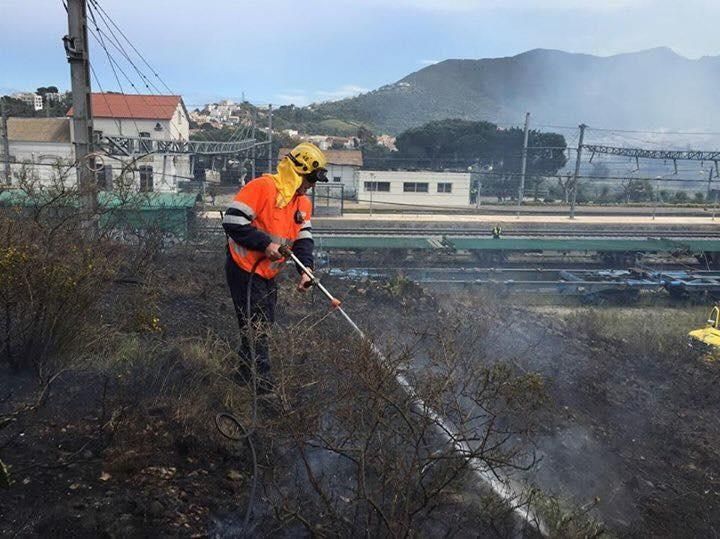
[279,246,548,535]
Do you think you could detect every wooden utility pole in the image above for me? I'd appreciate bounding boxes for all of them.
[0,97,11,184]
[516,112,530,217]
[569,123,586,219]
[267,104,273,174]
[63,0,97,212]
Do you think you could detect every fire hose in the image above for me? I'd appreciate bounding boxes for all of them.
[215,242,546,535]
[278,245,547,535]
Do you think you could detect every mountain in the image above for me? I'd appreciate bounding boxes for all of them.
[311,48,720,134]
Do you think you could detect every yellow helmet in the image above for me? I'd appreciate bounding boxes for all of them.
[285,142,328,182]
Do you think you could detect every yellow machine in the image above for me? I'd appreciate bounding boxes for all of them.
[688,306,720,358]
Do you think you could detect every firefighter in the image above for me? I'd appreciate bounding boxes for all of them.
[222,142,327,393]
[492,225,502,239]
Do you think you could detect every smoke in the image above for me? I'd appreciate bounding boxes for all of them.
[504,48,720,132]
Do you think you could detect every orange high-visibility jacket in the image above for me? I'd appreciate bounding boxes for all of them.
[222,176,313,279]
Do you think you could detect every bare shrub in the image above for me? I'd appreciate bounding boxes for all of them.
[255,303,548,536]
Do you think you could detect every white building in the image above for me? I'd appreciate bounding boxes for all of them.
[70,93,192,192]
[279,148,363,198]
[5,118,74,184]
[358,170,471,207]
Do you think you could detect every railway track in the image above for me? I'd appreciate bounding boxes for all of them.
[310,228,720,238]
[197,223,720,239]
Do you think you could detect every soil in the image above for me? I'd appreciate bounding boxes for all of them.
[2,246,719,537]
[436,291,720,537]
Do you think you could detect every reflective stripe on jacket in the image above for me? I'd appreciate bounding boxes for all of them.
[223,176,313,279]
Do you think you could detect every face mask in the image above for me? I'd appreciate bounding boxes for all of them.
[306,168,329,184]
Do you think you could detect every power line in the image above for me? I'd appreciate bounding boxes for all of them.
[86,13,185,141]
[88,0,193,141]
[88,0,175,95]
[587,126,720,136]
[85,3,141,137]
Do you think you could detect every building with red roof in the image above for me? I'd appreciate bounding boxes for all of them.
[68,92,190,142]
[67,93,192,192]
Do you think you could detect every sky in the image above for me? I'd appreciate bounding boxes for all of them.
[1,0,720,108]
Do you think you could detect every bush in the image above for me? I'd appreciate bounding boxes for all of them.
[0,173,165,377]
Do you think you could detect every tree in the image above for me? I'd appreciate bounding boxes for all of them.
[388,119,568,198]
[621,179,654,203]
[555,175,576,204]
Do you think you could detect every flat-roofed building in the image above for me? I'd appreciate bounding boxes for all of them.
[278,148,363,198]
[358,170,471,207]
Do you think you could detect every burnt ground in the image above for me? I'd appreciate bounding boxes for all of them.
[3,244,719,537]
[436,290,720,537]
[0,368,252,537]
[0,249,529,538]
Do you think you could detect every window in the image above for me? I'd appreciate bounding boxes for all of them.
[403,182,429,193]
[333,176,342,183]
[365,181,390,192]
[437,182,453,193]
[139,166,154,192]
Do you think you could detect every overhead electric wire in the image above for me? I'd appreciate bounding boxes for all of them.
[587,126,720,136]
[86,0,188,140]
[86,11,186,141]
[88,62,124,135]
[88,0,174,95]
[88,0,196,139]
[86,5,164,95]
[85,3,142,137]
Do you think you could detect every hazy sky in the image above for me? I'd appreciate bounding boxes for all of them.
[2,0,719,107]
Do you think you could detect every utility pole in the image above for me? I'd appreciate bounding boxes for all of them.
[708,168,717,221]
[516,112,530,217]
[251,109,256,180]
[63,0,96,213]
[267,104,273,174]
[569,123,586,219]
[0,97,11,184]
[473,161,481,209]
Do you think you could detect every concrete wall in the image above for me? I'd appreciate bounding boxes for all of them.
[8,141,75,185]
[327,164,358,198]
[358,170,471,207]
[7,141,190,193]
[100,154,192,193]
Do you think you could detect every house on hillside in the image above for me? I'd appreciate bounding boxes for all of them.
[278,148,363,198]
[5,118,74,184]
[69,93,191,192]
[358,170,471,207]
